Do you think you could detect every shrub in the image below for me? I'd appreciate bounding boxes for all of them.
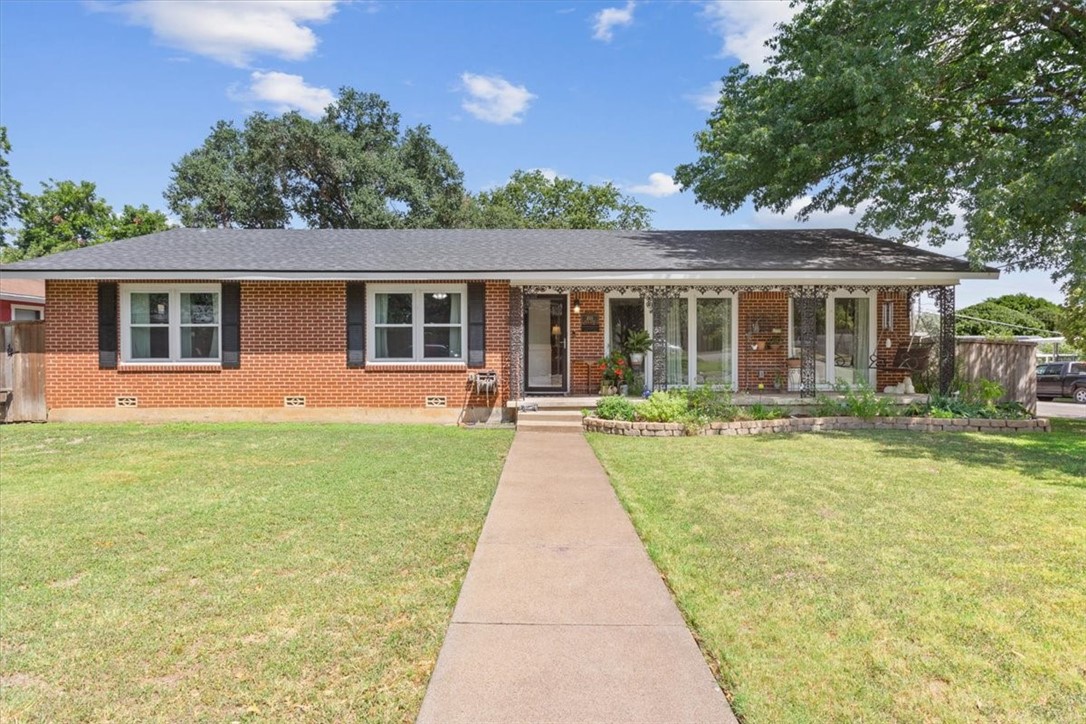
[747,403,786,420]
[683,386,740,421]
[839,383,895,419]
[812,394,846,417]
[678,411,710,435]
[924,391,1031,420]
[594,395,638,421]
[637,391,690,422]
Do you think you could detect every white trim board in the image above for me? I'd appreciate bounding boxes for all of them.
[7,270,996,283]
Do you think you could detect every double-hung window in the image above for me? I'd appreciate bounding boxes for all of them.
[121,284,221,363]
[369,285,466,363]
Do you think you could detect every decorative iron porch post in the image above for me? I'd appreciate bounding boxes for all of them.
[651,292,669,391]
[508,287,524,401]
[935,285,956,395]
[795,294,820,398]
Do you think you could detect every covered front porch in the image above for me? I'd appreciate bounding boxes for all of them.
[506,283,958,401]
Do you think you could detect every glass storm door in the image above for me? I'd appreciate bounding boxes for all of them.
[525,296,567,392]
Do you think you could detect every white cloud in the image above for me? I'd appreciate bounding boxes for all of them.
[686,80,724,111]
[532,168,560,182]
[459,73,536,125]
[593,1,636,42]
[105,0,339,67]
[233,71,335,117]
[751,196,868,227]
[701,0,797,73]
[628,172,681,198]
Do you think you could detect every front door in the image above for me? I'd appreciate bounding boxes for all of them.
[525,295,567,393]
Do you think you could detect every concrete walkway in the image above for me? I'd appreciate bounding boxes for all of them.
[417,431,736,723]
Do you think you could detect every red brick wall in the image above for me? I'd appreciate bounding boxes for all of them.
[737,292,789,392]
[874,290,915,390]
[568,292,605,394]
[45,280,510,410]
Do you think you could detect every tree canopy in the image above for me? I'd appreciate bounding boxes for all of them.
[166,89,469,230]
[3,179,170,262]
[167,89,652,232]
[0,127,20,246]
[955,293,1063,336]
[468,170,651,230]
[675,0,1085,289]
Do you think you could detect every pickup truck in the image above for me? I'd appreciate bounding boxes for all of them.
[1036,361,1086,403]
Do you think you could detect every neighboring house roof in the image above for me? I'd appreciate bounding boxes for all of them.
[1,228,997,282]
[0,274,46,303]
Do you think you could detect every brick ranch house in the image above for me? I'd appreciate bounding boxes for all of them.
[4,228,996,423]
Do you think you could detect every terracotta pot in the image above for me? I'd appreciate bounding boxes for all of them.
[786,357,801,369]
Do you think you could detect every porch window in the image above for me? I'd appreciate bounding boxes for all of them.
[608,297,645,352]
[666,298,689,386]
[695,298,733,386]
[369,285,466,363]
[790,294,874,387]
[790,302,828,384]
[833,297,872,385]
[120,284,221,363]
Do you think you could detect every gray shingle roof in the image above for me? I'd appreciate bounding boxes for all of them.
[1,228,990,274]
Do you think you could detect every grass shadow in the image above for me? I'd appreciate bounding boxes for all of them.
[834,419,1086,487]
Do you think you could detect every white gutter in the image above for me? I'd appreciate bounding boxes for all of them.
[11,269,998,283]
[0,292,46,303]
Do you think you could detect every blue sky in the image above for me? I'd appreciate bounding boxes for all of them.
[0,0,1059,307]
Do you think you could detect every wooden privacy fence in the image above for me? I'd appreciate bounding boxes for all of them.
[956,339,1038,414]
[1,321,46,423]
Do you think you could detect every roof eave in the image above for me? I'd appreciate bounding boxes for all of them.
[13,269,997,283]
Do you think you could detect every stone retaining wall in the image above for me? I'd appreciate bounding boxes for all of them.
[583,416,1052,437]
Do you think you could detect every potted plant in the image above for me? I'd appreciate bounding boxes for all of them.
[623,329,652,370]
[768,335,784,351]
[596,351,628,395]
[786,356,802,369]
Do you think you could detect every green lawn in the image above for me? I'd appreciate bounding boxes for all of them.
[589,420,1086,723]
[0,423,512,722]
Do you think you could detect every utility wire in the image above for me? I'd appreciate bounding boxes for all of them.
[953,312,1058,336]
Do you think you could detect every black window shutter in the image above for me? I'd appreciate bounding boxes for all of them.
[346,282,366,367]
[97,282,118,369]
[467,282,486,368]
[221,282,241,369]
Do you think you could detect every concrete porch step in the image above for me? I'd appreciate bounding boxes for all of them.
[511,396,601,411]
[519,409,585,423]
[516,418,585,433]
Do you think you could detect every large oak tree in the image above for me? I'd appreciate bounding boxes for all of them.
[676,0,1084,288]
[166,88,469,230]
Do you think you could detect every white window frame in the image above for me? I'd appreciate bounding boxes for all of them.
[604,291,652,389]
[787,290,877,388]
[690,291,739,391]
[604,289,738,391]
[367,284,467,364]
[120,283,222,365]
[10,304,43,321]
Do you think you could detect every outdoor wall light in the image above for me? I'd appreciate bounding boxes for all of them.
[572,298,581,314]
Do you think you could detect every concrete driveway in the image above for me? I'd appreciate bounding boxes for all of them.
[1037,400,1086,419]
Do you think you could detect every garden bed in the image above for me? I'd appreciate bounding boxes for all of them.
[584,415,1052,436]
